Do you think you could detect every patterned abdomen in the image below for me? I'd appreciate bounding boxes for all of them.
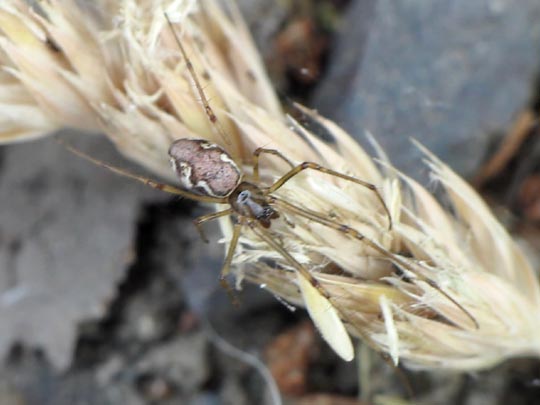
[168,139,242,198]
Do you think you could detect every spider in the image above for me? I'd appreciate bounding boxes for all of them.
[62,135,393,362]
[62,13,477,361]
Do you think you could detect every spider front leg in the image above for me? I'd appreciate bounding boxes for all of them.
[193,208,233,243]
[269,196,478,329]
[265,161,393,230]
[252,147,295,183]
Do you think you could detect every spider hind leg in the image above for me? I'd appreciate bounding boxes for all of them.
[262,158,393,231]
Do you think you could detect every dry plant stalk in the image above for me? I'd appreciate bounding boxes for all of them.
[1,0,539,370]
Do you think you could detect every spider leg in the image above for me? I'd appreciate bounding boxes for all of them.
[248,220,354,361]
[58,139,225,203]
[193,208,233,243]
[220,221,243,280]
[164,13,234,150]
[248,219,320,291]
[252,147,295,183]
[265,161,392,230]
[218,221,243,307]
[269,196,479,329]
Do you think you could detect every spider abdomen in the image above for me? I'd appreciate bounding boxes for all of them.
[169,139,242,198]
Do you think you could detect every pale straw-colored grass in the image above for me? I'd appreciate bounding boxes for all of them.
[1,0,539,370]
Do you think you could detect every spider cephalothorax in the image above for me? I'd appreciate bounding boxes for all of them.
[229,182,279,228]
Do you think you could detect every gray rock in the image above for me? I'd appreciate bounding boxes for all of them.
[236,0,288,50]
[134,333,209,394]
[0,134,159,370]
[314,0,540,179]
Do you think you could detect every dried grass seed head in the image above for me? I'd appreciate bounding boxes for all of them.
[1,0,539,371]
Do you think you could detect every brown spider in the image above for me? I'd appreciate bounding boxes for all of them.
[61,13,477,361]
